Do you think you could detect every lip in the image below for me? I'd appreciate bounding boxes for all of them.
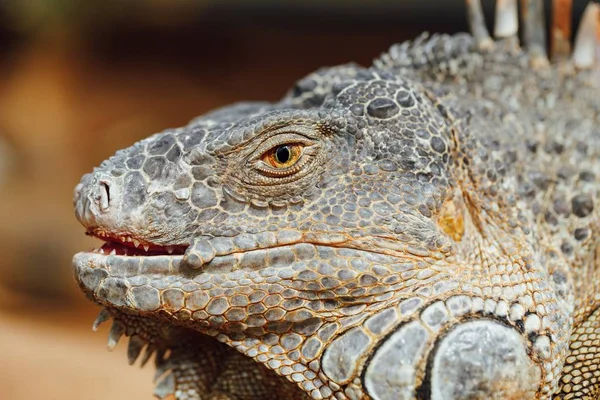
[73,251,183,278]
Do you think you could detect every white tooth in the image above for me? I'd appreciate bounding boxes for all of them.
[110,249,117,255]
[143,245,150,252]
[166,246,174,254]
[572,3,599,69]
[133,239,140,248]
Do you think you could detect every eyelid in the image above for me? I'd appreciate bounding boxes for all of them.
[250,132,316,162]
[246,133,320,179]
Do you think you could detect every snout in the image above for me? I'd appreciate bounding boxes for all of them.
[74,171,123,231]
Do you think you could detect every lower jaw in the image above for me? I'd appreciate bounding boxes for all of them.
[75,241,325,281]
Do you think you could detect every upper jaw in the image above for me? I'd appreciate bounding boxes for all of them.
[80,228,350,262]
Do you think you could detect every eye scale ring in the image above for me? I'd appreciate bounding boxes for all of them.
[240,129,322,187]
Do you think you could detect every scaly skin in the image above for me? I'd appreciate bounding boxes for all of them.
[73,17,599,400]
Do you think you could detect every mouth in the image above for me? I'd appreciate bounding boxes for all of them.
[88,229,187,257]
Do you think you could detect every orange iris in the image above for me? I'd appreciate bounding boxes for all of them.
[262,144,303,169]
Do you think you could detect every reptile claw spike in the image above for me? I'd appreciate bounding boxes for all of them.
[470,0,600,69]
[572,2,600,69]
[551,0,573,61]
[521,0,549,63]
[494,0,518,38]
[127,335,146,365]
[466,0,493,49]
[107,321,125,351]
[140,345,156,367]
[92,307,111,331]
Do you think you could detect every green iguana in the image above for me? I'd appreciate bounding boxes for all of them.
[72,1,600,398]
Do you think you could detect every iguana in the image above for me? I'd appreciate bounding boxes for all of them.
[72,1,600,399]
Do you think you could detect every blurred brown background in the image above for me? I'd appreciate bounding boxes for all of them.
[0,0,588,399]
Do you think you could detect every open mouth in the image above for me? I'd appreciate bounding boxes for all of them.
[88,229,187,257]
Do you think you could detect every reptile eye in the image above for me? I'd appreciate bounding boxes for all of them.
[262,144,303,169]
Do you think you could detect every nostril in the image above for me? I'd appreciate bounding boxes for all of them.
[99,181,111,211]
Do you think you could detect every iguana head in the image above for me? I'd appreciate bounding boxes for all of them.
[74,65,459,321]
[74,65,460,299]
[74,60,547,398]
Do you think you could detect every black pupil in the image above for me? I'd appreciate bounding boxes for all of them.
[275,145,291,164]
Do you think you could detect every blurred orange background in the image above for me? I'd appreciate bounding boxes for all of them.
[0,1,584,399]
